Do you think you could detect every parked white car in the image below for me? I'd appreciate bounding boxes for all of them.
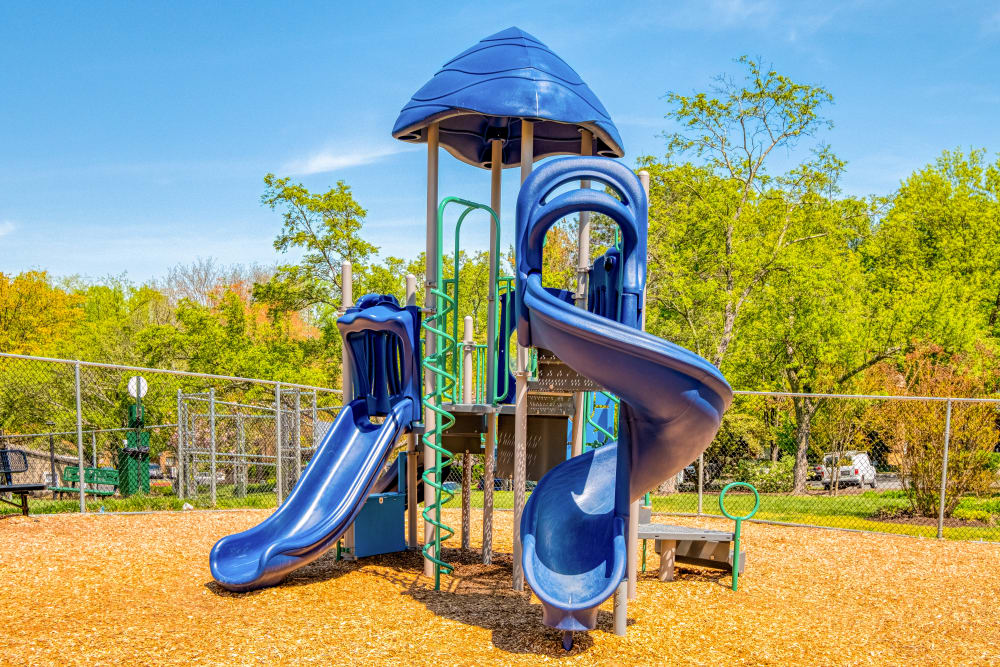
[821,451,877,489]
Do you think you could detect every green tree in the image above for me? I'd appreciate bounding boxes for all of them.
[0,271,81,355]
[646,56,839,372]
[253,174,379,313]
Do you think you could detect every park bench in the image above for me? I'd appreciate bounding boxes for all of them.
[638,505,746,582]
[50,466,118,498]
[0,449,47,516]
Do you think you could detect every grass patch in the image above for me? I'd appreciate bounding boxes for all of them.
[442,489,1000,542]
[2,492,278,515]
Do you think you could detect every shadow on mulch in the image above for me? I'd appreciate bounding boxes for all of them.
[370,547,634,657]
[204,551,364,597]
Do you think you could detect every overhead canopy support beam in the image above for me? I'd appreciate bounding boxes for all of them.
[512,120,533,592]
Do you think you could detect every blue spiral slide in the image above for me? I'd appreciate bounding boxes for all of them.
[210,296,423,593]
[516,158,733,635]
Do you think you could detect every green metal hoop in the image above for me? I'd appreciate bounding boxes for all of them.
[718,481,760,521]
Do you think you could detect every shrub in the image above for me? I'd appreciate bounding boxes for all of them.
[868,346,999,517]
[731,457,794,493]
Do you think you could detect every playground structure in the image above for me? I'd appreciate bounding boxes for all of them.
[210,27,732,647]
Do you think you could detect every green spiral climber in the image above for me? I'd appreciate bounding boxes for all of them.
[421,196,503,590]
[421,276,457,590]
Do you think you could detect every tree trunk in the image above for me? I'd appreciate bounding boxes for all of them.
[791,398,816,494]
[657,474,677,495]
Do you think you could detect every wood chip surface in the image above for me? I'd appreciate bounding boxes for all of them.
[1,508,998,665]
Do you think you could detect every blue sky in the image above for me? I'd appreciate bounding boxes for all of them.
[2,1,999,283]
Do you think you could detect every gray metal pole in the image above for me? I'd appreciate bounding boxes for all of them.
[91,432,96,468]
[275,383,283,504]
[571,130,593,460]
[74,362,85,513]
[613,580,627,636]
[423,122,440,578]
[512,119,533,591]
[697,453,704,516]
[461,317,473,550]
[176,389,184,500]
[483,138,502,566]
[294,389,302,483]
[237,412,246,498]
[311,390,318,449]
[341,261,354,402]
[405,273,419,550]
[626,170,651,603]
[937,399,952,539]
[209,387,217,507]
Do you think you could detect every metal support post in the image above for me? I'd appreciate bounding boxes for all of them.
[423,122,440,578]
[275,383,283,504]
[311,391,318,448]
[613,580,627,636]
[341,261,354,402]
[294,389,302,483]
[74,362,85,513]
[483,136,502,565]
[405,273,419,549]
[461,316,473,550]
[209,387,217,507]
[512,120,533,591]
[236,412,246,498]
[626,170,650,600]
[937,399,952,539]
[697,453,704,515]
[571,130,593,460]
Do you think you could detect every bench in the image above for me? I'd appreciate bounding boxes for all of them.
[0,449,47,516]
[51,466,118,498]
[638,506,745,582]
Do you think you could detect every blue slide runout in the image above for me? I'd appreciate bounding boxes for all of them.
[516,157,732,632]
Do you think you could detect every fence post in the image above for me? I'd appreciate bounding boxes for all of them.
[311,390,318,449]
[937,399,952,539]
[275,383,283,504]
[294,389,302,484]
[74,362,85,514]
[236,412,246,498]
[209,387,217,507]
[91,432,97,468]
[176,389,184,500]
[697,453,704,515]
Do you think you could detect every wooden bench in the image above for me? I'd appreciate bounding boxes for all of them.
[638,506,746,581]
[51,466,118,498]
[0,449,46,516]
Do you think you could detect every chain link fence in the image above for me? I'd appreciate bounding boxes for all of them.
[653,391,1000,542]
[0,352,341,513]
[4,352,998,543]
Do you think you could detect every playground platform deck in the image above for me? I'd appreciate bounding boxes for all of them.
[2,508,998,665]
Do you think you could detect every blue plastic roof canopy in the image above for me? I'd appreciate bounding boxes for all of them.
[392,27,625,169]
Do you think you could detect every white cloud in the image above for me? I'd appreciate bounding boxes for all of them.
[283,144,417,176]
[0,221,15,238]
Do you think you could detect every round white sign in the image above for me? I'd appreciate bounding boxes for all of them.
[127,376,148,399]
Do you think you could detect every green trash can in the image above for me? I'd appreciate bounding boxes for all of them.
[118,404,150,496]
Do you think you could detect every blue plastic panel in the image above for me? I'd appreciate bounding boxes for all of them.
[352,493,407,558]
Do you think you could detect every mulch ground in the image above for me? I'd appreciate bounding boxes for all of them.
[1,508,998,665]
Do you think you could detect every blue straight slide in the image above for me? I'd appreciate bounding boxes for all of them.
[209,398,411,592]
[516,158,733,634]
[211,295,423,593]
